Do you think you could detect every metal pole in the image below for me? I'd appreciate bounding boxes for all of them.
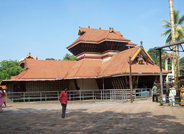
[40,92,42,101]
[103,78,104,100]
[24,93,25,102]
[129,57,133,103]
[101,90,102,101]
[159,50,164,99]
[93,91,94,100]
[80,90,81,101]
[169,0,178,88]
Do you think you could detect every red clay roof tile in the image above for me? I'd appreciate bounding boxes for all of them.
[67,27,131,49]
[10,46,168,80]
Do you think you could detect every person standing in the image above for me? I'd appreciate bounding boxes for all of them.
[3,90,6,108]
[58,87,68,118]
[169,85,176,106]
[152,84,158,102]
[180,85,184,106]
[0,87,4,113]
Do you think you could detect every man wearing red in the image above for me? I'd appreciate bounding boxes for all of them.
[58,87,68,118]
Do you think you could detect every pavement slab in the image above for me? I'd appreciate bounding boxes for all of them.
[0,100,184,134]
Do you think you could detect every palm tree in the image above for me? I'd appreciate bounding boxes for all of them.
[160,10,184,44]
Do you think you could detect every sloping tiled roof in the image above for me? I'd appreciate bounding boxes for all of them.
[161,52,180,59]
[127,41,137,46]
[12,59,75,79]
[65,59,102,78]
[99,46,168,77]
[99,46,140,76]
[5,46,168,81]
[67,27,133,49]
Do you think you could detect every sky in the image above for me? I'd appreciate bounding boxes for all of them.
[0,0,184,61]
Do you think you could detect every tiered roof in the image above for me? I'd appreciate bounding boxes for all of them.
[67,27,136,49]
[1,27,168,84]
[2,46,168,84]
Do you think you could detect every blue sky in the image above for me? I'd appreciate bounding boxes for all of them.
[0,0,184,61]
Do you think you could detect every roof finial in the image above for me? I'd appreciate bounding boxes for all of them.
[99,26,101,29]
[88,25,90,28]
[109,26,111,30]
[140,41,143,46]
[140,41,144,49]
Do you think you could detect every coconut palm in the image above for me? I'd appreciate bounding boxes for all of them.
[160,10,184,44]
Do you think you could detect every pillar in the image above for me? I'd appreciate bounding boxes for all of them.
[165,58,168,83]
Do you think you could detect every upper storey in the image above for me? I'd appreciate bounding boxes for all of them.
[67,26,137,60]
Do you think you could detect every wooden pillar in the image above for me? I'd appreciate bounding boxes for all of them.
[129,57,133,103]
[159,50,163,99]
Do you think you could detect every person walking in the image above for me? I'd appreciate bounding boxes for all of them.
[0,87,4,113]
[169,85,176,106]
[58,87,68,118]
[152,84,158,102]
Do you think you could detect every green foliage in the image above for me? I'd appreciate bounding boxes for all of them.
[63,54,77,61]
[45,54,77,61]
[160,10,184,44]
[0,60,23,81]
[180,57,184,75]
[147,47,166,68]
[159,98,163,106]
[45,58,56,60]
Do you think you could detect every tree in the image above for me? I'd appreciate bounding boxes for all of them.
[160,10,184,44]
[147,47,165,64]
[45,58,56,60]
[63,54,77,61]
[147,47,166,69]
[179,57,184,75]
[0,60,23,81]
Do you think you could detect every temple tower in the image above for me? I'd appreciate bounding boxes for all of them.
[67,26,137,61]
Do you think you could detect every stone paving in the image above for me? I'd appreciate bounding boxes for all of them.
[0,100,184,134]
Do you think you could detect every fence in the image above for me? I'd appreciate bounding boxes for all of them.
[5,88,152,103]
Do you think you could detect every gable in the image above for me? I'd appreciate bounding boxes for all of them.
[131,46,154,65]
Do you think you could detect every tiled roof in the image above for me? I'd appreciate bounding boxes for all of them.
[161,52,180,59]
[13,59,75,79]
[99,46,168,76]
[65,60,102,78]
[7,46,168,81]
[67,27,133,49]
[127,41,137,46]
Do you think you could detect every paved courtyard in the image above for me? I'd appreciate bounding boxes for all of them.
[0,100,184,134]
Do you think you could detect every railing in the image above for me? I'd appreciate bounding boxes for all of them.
[5,88,152,103]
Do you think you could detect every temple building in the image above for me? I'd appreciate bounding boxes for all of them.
[1,26,168,92]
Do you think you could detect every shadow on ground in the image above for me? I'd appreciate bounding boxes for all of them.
[0,105,184,134]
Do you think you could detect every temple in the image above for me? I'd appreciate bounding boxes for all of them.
[1,26,168,92]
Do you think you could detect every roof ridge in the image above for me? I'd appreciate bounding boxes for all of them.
[15,69,29,79]
[73,60,85,77]
[80,27,107,31]
[63,61,77,78]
